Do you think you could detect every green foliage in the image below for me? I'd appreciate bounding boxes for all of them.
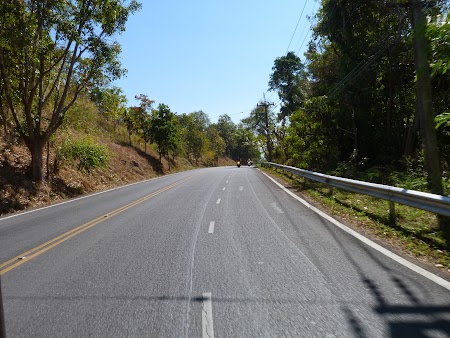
[150,104,181,161]
[179,111,210,163]
[63,97,99,133]
[217,114,237,157]
[268,52,307,121]
[59,138,109,172]
[428,13,450,76]
[435,112,450,129]
[232,124,260,161]
[242,104,276,161]
[206,125,226,163]
[123,94,153,146]
[90,86,128,125]
[286,98,338,170]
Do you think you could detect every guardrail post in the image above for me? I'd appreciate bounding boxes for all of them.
[389,201,396,226]
[328,186,334,197]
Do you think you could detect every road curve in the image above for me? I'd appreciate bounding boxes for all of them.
[1,166,450,337]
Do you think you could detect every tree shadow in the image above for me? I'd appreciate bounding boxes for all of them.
[118,141,164,174]
[0,160,34,214]
[332,196,449,251]
[49,176,84,197]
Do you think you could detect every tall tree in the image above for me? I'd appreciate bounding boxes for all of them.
[268,52,307,122]
[217,114,236,157]
[179,112,209,164]
[150,104,180,168]
[133,94,154,150]
[206,124,226,166]
[410,0,443,194]
[232,124,260,162]
[242,103,276,162]
[0,0,140,181]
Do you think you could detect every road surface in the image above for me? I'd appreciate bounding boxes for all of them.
[1,166,450,337]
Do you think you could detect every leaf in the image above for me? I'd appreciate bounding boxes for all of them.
[435,112,450,129]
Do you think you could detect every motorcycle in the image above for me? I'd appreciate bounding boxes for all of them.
[237,160,241,168]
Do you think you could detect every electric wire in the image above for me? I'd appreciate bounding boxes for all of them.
[286,0,309,53]
[294,1,319,54]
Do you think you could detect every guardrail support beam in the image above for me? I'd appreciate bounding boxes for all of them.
[389,201,396,226]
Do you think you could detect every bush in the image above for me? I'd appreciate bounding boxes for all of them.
[59,138,109,172]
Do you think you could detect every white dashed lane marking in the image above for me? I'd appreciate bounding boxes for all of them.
[208,221,215,234]
[202,292,215,338]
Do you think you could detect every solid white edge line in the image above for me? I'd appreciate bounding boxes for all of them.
[216,198,221,205]
[0,170,198,221]
[202,292,215,338]
[258,169,450,291]
[208,221,215,234]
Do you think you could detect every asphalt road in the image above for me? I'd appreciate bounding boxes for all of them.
[1,166,450,337]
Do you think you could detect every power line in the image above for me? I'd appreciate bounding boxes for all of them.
[294,1,318,54]
[286,0,309,53]
[325,39,394,98]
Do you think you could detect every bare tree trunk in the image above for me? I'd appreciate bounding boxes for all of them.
[46,140,50,179]
[404,113,419,157]
[410,0,443,195]
[27,137,45,182]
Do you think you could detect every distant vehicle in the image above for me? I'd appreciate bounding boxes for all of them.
[247,159,253,166]
[237,160,241,168]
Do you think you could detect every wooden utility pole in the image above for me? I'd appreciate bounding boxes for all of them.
[410,0,443,195]
[257,95,274,162]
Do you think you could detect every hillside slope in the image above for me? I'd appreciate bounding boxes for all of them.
[0,139,232,216]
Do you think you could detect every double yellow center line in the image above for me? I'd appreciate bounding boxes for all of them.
[0,175,195,275]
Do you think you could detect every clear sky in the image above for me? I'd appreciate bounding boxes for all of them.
[114,0,318,123]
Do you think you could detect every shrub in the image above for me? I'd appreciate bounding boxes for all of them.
[59,138,109,172]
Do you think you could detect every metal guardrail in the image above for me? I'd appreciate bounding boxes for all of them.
[262,162,450,219]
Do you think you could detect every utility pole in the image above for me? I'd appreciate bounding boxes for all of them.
[257,94,274,162]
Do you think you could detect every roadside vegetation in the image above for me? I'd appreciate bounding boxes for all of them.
[263,167,450,272]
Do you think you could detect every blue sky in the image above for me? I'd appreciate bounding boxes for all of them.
[114,0,318,123]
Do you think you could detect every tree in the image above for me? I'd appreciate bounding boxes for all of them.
[150,104,181,168]
[90,86,128,131]
[242,103,276,161]
[268,52,307,122]
[124,101,150,147]
[133,94,154,151]
[410,0,443,195]
[179,111,210,164]
[217,114,236,157]
[232,124,260,162]
[206,125,226,166]
[0,0,141,181]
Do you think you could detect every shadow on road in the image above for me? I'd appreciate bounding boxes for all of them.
[317,216,450,338]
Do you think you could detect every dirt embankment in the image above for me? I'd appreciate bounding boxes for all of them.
[0,140,218,216]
